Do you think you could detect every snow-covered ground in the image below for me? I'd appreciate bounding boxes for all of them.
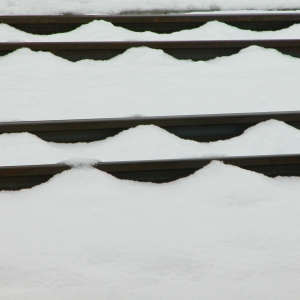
[1,163,300,300]
[0,46,300,121]
[2,21,300,42]
[2,8,300,300]
[1,0,300,15]
[0,120,299,166]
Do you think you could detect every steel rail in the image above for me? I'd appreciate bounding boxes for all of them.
[0,111,299,143]
[1,13,300,34]
[1,40,300,61]
[1,154,300,190]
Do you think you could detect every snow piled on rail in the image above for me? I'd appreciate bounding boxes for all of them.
[0,46,300,121]
[3,20,300,42]
[1,0,300,15]
[1,163,300,299]
[0,120,300,166]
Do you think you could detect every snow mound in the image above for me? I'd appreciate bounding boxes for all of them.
[1,163,300,299]
[0,120,300,166]
[1,0,300,15]
[0,46,300,120]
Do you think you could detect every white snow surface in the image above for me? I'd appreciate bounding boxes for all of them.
[1,163,300,299]
[1,46,300,121]
[0,120,299,166]
[1,10,300,299]
[2,20,300,42]
[1,0,300,15]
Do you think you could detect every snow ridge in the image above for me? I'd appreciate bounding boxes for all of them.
[0,120,299,166]
[1,0,300,15]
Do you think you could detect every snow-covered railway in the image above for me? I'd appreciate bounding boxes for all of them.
[1,14,300,188]
[2,39,300,61]
[0,110,299,143]
[1,13,300,34]
[2,11,300,299]
[1,153,300,190]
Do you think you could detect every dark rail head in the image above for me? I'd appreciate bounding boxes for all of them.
[0,153,299,175]
[2,13,300,23]
[0,154,300,190]
[0,110,300,132]
[0,111,299,143]
[1,40,300,50]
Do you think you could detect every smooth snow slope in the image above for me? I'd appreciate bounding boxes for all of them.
[1,46,300,121]
[2,21,300,42]
[0,120,299,166]
[1,0,300,15]
[1,164,300,299]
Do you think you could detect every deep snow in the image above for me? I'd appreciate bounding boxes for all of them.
[0,120,299,166]
[1,163,300,299]
[1,9,300,299]
[2,20,300,42]
[1,0,300,15]
[0,46,300,121]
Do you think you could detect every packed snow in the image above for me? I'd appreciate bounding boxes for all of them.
[0,120,299,166]
[2,20,300,42]
[1,164,300,299]
[1,0,300,15]
[0,46,300,121]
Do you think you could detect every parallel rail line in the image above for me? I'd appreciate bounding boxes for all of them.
[1,111,299,143]
[1,14,300,190]
[1,13,300,34]
[1,154,300,190]
[1,40,300,61]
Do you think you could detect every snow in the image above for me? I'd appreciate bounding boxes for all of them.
[1,163,300,299]
[0,46,300,121]
[2,20,300,42]
[1,7,300,299]
[1,0,300,15]
[0,120,299,166]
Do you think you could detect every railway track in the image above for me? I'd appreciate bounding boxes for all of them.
[1,14,300,190]
[1,40,300,61]
[1,111,300,143]
[1,154,300,190]
[1,13,300,34]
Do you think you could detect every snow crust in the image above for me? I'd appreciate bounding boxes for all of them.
[1,163,300,299]
[2,20,300,42]
[0,120,298,166]
[1,46,300,121]
[1,0,300,15]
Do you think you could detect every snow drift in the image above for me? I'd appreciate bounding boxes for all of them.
[0,46,300,121]
[1,163,300,299]
[1,0,300,15]
[0,120,300,166]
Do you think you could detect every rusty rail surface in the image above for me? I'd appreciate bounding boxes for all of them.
[0,111,299,143]
[1,154,300,190]
[1,13,300,34]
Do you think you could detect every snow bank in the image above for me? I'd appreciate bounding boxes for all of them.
[0,46,300,121]
[1,163,300,299]
[0,120,299,166]
[1,0,300,15]
[3,20,300,42]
